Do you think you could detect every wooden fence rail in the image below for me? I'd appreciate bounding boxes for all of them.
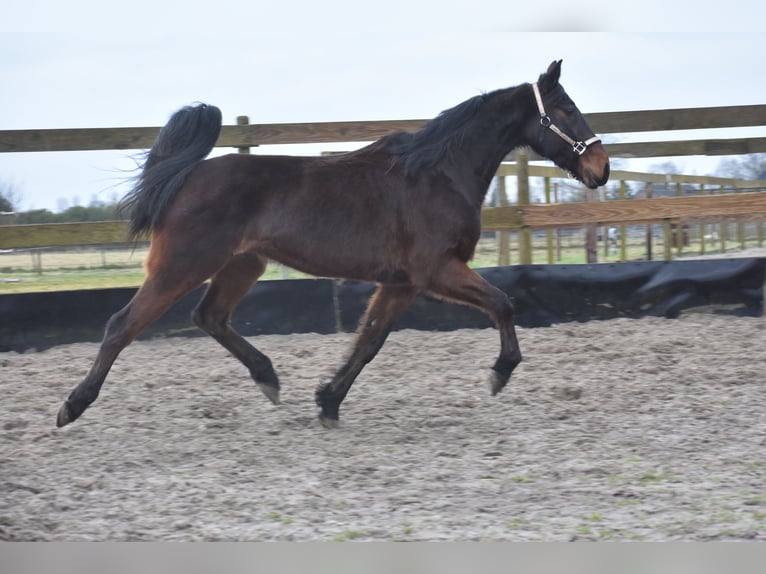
[497,164,766,189]
[481,192,766,231]
[0,221,136,249]
[2,104,765,156]
[2,103,765,263]
[2,186,765,249]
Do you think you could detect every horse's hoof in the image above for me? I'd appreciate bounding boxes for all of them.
[318,413,339,429]
[56,401,74,427]
[257,383,280,405]
[489,370,508,396]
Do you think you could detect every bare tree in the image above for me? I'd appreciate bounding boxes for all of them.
[649,160,682,175]
[0,179,23,213]
[716,153,766,181]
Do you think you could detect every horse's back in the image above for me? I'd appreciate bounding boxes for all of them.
[170,151,412,281]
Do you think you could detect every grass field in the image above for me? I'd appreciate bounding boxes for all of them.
[1,226,762,294]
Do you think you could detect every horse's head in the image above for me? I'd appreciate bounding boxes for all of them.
[524,60,609,189]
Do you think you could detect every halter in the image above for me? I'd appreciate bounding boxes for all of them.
[532,82,600,156]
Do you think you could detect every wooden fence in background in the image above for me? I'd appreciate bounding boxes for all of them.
[1,104,766,264]
[488,161,766,263]
[3,105,765,156]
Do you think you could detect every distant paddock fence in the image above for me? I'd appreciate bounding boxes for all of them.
[1,104,766,265]
[487,162,766,264]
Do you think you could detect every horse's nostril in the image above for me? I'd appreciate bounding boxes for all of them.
[585,161,610,188]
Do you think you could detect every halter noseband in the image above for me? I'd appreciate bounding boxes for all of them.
[532,82,600,156]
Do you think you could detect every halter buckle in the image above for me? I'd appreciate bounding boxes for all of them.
[540,115,551,128]
[573,141,587,155]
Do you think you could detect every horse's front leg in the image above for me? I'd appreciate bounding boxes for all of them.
[315,283,417,428]
[425,258,522,395]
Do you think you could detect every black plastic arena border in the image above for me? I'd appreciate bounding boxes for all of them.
[1,258,764,353]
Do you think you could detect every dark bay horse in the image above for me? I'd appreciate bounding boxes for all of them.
[56,60,609,429]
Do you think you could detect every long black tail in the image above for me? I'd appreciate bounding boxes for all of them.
[119,103,222,239]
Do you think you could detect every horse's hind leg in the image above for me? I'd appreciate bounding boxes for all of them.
[315,283,417,427]
[56,273,206,427]
[192,252,280,404]
[426,258,522,395]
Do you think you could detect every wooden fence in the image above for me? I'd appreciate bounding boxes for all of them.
[487,160,766,263]
[1,104,765,264]
[2,104,765,156]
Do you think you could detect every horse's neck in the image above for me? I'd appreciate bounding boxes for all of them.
[449,88,531,204]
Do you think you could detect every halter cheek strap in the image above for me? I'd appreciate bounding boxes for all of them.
[532,82,600,156]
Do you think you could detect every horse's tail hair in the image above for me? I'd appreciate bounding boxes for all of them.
[119,103,222,239]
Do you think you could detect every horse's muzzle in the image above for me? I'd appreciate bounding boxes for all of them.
[582,161,610,189]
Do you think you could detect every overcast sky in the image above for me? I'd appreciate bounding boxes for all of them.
[1,1,764,211]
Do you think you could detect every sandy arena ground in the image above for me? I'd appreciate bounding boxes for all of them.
[1,311,765,541]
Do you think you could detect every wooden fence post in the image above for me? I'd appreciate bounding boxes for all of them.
[553,182,561,261]
[516,151,532,264]
[544,177,554,264]
[237,116,250,154]
[31,250,42,275]
[737,188,746,249]
[662,219,673,260]
[699,183,706,255]
[645,183,654,260]
[674,182,684,257]
[584,186,597,264]
[496,176,511,265]
[602,186,610,260]
[619,180,627,261]
[718,185,727,253]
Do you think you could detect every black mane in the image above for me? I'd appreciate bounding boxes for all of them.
[384,93,489,177]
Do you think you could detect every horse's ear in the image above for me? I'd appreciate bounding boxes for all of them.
[538,59,562,91]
